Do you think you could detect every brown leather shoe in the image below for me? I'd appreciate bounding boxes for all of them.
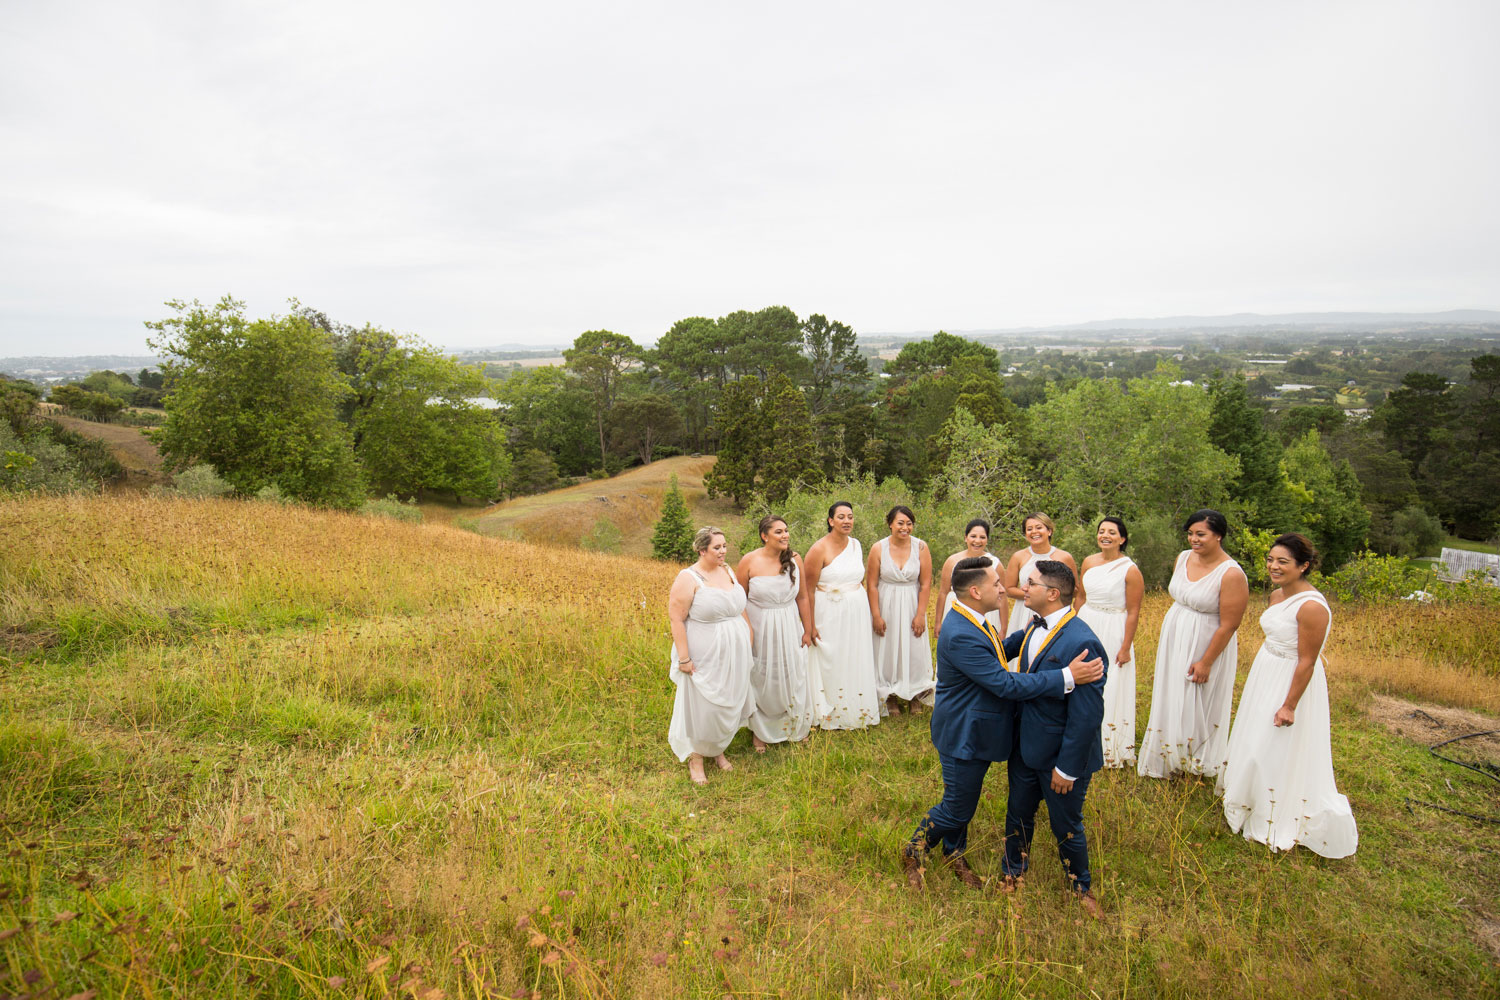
[1077,890,1103,919]
[950,855,984,889]
[900,843,925,889]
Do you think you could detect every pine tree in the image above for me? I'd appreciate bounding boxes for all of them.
[652,474,696,562]
[758,374,822,505]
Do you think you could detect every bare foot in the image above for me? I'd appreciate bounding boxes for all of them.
[687,755,707,785]
[714,754,733,772]
[886,695,904,716]
[752,735,768,754]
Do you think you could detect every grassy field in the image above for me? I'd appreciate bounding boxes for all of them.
[2,494,1498,999]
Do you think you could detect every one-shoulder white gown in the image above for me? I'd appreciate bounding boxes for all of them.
[745,572,813,744]
[807,539,881,730]
[1078,555,1137,768]
[1218,591,1357,857]
[667,568,755,761]
[1138,552,1243,779]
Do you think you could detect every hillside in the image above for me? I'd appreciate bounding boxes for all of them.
[1,495,1497,998]
[467,454,733,557]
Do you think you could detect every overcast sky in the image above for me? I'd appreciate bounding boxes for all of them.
[2,0,1496,355]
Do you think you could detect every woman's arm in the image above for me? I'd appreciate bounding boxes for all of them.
[867,541,886,637]
[1119,564,1144,666]
[793,554,814,646]
[912,541,933,637]
[1188,567,1250,684]
[933,554,955,640]
[802,541,826,645]
[1274,599,1330,726]
[667,573,697,673]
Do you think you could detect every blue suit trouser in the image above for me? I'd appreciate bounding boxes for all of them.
[910,753,992,857]
[1001,759,1093,893]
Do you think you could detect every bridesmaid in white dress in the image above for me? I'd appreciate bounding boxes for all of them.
[735,515,815,751]
[1074,516,1144,768]
[1004,513,1076,637]
[803,501,881,730]
[866,505,934,715]
[932,519,1006,644]
[1138,509,1249,780]
[1219,534,1357,857]
[667,526,756,784]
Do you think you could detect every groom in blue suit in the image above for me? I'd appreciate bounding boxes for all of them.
[1000,559,1108,917]
[903,557,1103,889]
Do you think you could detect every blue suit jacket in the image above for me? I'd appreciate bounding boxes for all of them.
[1002,614,1109,778]
[930,607,1066,762]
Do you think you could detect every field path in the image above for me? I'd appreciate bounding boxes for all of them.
[46,412,165,485]
[471,454,731,556]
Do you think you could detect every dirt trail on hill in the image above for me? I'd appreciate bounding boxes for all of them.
[472,455,732,557]
[47,414,165,486]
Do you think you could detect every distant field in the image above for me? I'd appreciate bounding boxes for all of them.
[2,494,1497,998]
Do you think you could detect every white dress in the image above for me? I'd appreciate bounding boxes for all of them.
[872,538,935,706]
[667,567,755,761]
[1218,591,1357,858]
[1138,552,1244,779]
[1006,547,1060,635]
[1078,556,1137,768]
[940,552,1004,633]
[807,538,881,730]
[745,572,814,744]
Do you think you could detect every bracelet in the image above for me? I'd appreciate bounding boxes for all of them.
[678,655,692,663]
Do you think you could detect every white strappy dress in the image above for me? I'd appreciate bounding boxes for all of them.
[667,567,755,761]
[807,539,881,730]
[1138,552,1244,779]
[1006,547,1060,635]
[1218,590,1357,858]
[872,538,935,706]
[1078,556,1137,768]
[745,572,814,744]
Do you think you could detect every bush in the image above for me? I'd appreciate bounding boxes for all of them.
[1315,552,1430,603]
[40,424,122,483]
[1374,504,1446,558]
[360,494,423,523]
[741,474,928,561]
[254,483,293,505]
[171,463,234,499]
[581,517,623,553]
[0,422,97,495]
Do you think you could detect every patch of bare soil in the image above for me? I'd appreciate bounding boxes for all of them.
[1367,693,1500,750]
[47,414,165,484]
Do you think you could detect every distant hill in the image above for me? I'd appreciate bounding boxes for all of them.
[1042,309,1500,332]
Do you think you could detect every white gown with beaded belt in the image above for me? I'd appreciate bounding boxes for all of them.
[1218,590,1357,857]
[807,539,881,730]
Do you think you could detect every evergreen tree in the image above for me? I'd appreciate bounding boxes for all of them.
[652,474,696,562]
[1207,373,1293,528]
[704,375,767,505]
[758,374,822,505]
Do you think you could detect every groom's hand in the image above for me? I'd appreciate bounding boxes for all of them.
[1050,769,1075,794]
[1068,649,1104,685]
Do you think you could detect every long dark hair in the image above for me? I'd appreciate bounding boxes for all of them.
[1097,516,1129,552]
[758,515,796,585]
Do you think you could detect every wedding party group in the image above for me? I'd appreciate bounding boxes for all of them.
[664,502,1358,914]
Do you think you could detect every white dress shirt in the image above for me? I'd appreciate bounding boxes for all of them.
[954,598,1075,693]
[1026,604,1081,782]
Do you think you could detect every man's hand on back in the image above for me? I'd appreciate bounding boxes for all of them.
[1068,649,1104,685]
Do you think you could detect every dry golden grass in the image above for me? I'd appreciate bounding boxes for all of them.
[2,494,1497,999]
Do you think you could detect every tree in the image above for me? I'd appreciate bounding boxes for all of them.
[490,366,596,476]
[882,331,1000,387]
[146,297,365,507]
[611,392,682,466]
[1379,372,1452,467]
[801,313,870,415]
[651,474,696,561]
[345,335,509,501]
[880,350,1021,486]
[651,316,724,451]
[564,330,642,472]
[704,376,768,505]
[703,374,821,506]
[757,374,822,505]
[718,306,807,382]
[49,384,124,422]
[1,377,40,435]
[509,448,560,496]
[1207,374,1293,529]
[1281,430,1370,568]
[1277,404,1345,444]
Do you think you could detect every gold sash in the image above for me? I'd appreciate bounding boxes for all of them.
[951,602,1008,669]
[1022,608,1078,672]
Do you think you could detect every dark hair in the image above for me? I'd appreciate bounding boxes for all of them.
[886,505,916,527]
[1034,559,1076,603]
[1183,508,1229,539]
[758,515,797,585]
[1270,532,1320,575]
[826,500,853,532]
[950,555,993,598]
[1097,516,1129,552]
[964,518,991,538]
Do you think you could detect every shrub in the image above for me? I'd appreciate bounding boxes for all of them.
[254,483,293,505]
[1377,504,1447,558]
[581,517,623,553]
[170,463,234,498]
[360,494,423,523]
[1315,552,1429,603]
[0,423,96,495]
[741,474,928,561]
